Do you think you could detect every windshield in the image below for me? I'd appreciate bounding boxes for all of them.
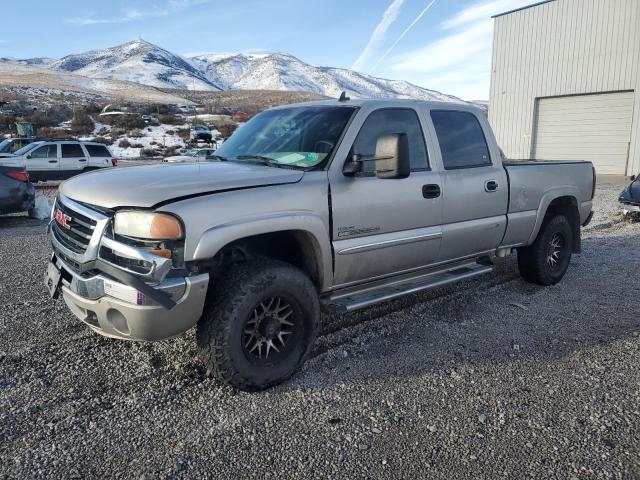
[214,106,355,169]
[0,139,12,153]
[14,142,40,156]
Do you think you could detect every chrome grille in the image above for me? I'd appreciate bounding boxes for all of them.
[52,199,97,255]
[49,194,109,272]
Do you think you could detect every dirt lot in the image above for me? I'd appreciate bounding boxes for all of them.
[0,177,638,479]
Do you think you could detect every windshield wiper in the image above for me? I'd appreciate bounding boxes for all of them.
[236,154,277,163]
[234,154,296,169]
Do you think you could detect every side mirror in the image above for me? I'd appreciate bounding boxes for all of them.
[343,133,410,179]
[26,154,31,159]
[631,175,637,181]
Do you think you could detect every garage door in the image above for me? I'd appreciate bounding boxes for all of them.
[533,91,634,174]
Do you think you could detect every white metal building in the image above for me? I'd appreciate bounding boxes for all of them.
[488,0,640,175]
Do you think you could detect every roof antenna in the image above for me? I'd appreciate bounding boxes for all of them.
[338,91,350,102]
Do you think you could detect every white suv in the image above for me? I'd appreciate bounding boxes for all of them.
[4,141,117,182]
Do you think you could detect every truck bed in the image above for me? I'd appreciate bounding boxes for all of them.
[499,159,594,248]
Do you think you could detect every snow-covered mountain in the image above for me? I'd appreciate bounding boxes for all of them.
[51,40,220,91]
[192,52,460,102]
[10,40,465,102]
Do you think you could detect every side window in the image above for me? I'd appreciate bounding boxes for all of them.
[352,108,428,172]
[30,145,56,159]
[85,144,111,157]
[61,143,84,158]
[430,110,491,169]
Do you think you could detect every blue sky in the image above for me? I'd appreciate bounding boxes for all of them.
[0,0,534,100]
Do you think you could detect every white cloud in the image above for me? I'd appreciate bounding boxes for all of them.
[65,0,210,25]
[351,0,405,71]
[371,0,438,72]
[386,0,533,100]
[441,0,528,29]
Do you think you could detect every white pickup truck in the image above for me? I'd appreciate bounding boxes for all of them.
[45,98,595,390]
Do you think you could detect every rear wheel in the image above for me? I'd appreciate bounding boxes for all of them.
[517,214,573,286]
[196,258,319,391]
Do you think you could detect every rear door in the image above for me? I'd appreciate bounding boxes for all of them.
[25,143,59,181]
[429,109,508,262]
[59,143,86,178]
[84,143,113,168]
[329,107,443,287]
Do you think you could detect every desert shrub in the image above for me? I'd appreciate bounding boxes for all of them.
[25,110,66,130]
[90,136,114,146]
[166,130,175,135]
[70,112,95,135]
[158,114,182,125]
[118,138,132,148]
[101,114,145,130]
[129,128,143,138]
[140,148,157,157]
[130,142,144,148]
[150,141,158,146]
[212,119,237,138]
[111,127,126,137]
[0,113,17,134]
[37,127,74,139]
[163,145,179,156]
[96,126,110,136]
[176,128,190,142]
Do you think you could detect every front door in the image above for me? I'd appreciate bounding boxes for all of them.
[330,108,443,287]
[26,143,59,181]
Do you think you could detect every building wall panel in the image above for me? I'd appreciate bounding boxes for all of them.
[489,0,640,174]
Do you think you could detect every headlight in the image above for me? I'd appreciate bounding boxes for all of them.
[113,211,183,240]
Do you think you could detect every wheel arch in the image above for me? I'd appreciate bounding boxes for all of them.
[191,216,332,291]
[528,192,581,253]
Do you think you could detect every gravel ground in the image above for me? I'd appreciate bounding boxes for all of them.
[1,177,639,479]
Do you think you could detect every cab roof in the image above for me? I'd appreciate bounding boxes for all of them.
[271,97,483,114]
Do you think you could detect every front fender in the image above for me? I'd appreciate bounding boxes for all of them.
[192,211,333,291]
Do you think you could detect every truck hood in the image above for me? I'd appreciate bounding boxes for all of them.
[60,162,305,209]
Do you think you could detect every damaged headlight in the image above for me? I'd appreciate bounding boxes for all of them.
[114,211,183,240]
[102,211,186,273]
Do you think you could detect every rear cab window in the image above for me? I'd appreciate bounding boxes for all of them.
[85,144,112,157]
[430,110,491,169]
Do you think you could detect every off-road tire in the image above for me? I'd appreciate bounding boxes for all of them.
[196,257,319,391]
[517,214,573,286]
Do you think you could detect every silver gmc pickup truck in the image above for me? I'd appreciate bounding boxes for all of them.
[45,98,595,390]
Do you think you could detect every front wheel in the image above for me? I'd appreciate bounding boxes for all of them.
[517,214,573,286]
[196,258,319,391]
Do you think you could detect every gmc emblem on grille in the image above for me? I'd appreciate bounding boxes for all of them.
[54,209,72,230]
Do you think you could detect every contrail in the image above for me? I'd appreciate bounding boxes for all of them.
[351,0,405,71]
[371,0,438,72]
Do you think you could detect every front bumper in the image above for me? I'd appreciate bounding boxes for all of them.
[53,255,209,341]
[619,202,640,213]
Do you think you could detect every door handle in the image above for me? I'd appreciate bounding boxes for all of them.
[485,180,499,192]
[79,158,87,162]
[48,160,58,163]
[422,184,441,199]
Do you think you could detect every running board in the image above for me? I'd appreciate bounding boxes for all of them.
[322,261,494,314]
